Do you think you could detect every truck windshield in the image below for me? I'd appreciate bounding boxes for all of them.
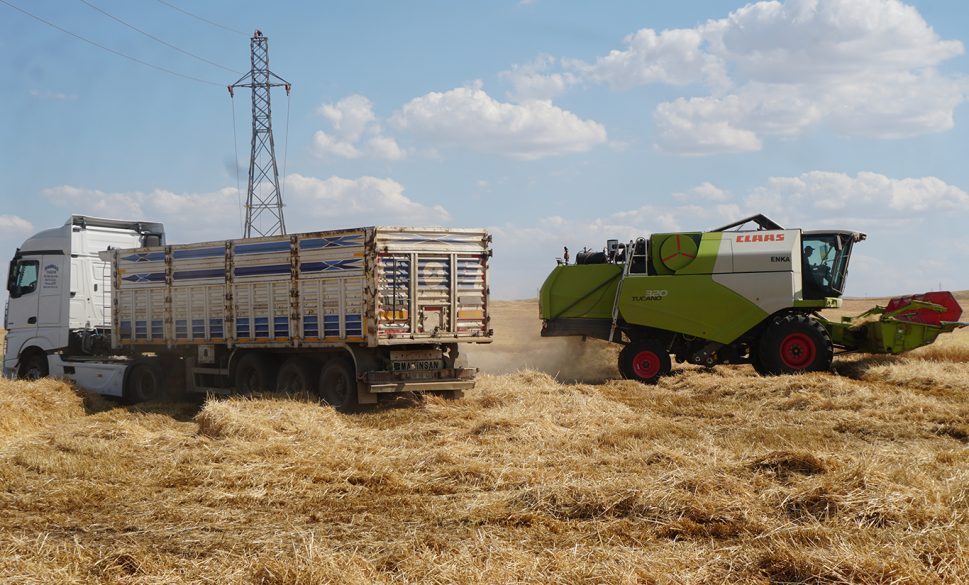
[801,234,853,299]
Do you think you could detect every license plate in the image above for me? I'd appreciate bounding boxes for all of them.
[392,359,444,372]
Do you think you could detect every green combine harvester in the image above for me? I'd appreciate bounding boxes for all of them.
[539,215,965,383]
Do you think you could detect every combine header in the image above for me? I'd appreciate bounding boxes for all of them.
[539,215,965,383]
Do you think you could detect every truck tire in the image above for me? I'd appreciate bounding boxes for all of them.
[124,361,164,403]
[276,357,320,394]
[235,352,277,393]
[17,350,48,380]
[758,313,833,375]
[318,358,358,412]
[618,340,671,384]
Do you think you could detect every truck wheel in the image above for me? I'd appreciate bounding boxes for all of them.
[18,350,48,380]
[124,361,164,403]
[318,358,358,412]
[758,314,833,375]
[276,357,319,394]
[618,340,671,384]
[235,353,277,393]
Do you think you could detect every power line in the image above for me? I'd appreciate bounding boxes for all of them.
[155,0,247,37]
[0,0,221,86]
[78,0,242,75]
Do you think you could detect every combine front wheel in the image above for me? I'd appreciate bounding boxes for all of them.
[758,314,833,375]
[619,340,672,384]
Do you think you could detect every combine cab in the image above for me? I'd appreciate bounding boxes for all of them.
[539,214,965,383]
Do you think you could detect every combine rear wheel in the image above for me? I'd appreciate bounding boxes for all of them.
[758,314,833,375]
[618,340,671,384]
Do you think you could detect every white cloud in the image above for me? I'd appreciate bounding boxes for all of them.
[745,171,969,219]
[40,172,449,243]
[509,0,967,154]
[284,174,450,227]
[0,215,34,234]
[566,27,726,90]
[312,95,406,160]
[29,89,77,101]
[390,81,607,160]
[674,182,731,202]
[499,55,578,101]
[42,185,241,243]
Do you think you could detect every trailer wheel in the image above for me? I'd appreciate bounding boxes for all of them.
[235,352,277,393]
[618,340,671,384]
[276,357,320,395]
[124,361,164,404]
[318,358,358,412]
[17,350,48,380]
[758,314,833,375]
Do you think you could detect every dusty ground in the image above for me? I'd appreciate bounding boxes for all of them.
[0,297,967,584]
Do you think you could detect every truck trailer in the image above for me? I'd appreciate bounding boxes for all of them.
[4,216,493,409]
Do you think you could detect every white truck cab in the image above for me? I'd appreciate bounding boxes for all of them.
[3,216,165,384]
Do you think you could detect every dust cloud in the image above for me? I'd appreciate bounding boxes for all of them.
[464,300,619,383]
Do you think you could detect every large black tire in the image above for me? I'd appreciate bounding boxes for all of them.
[234,352,277,393]
[124,361,164,404]
[318,358,358,412]
[276,357,320,395]
[618,339,672,384]
[17,350,48,380]
[758,313,833,375]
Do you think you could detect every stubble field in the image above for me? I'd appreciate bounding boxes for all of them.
[0,297,967,584]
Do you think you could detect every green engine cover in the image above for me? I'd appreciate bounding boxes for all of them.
[539,264,621,320]
[617,275,768,343]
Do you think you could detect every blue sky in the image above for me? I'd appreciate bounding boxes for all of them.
[2,0,969,298]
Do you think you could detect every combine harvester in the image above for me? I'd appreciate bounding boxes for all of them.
[540,215,965,383]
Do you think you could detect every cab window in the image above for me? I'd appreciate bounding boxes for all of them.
[8,260,39,298]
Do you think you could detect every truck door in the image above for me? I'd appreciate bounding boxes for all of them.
[37,253,68,347]
[5,256,41,353]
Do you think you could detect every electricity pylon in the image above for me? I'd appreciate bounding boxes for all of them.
[228,30,291,238]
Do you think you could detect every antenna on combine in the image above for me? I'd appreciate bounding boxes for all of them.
[228,30,291,238]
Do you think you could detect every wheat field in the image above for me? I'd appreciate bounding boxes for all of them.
[0,298,967,584]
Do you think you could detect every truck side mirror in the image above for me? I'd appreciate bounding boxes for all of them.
[6,258,16,293]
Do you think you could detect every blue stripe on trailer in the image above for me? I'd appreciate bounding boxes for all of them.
[303,315,319,337]
[122,272,166,283]
[392,236,471,245]
[235,241,291,255]
[323,315,340,337]
[274,316,289,337]
[299,235,362,250]
[236,318,250,339]
[121,252,165,262]
[254,317,269,337]
[151,320,163,338]
[300,259,361,273]
[175,320,188,339]
[209,319,224,338]
[173,268,224,281]
[192,319,205,338]
[173,247,225,260]
[234,264,291,277]
[135,321,147,339]
[120,321,132,339]
[345,314,362,336]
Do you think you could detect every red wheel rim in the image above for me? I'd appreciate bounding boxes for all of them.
[779,333,816,369]
[632,350,661,379]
